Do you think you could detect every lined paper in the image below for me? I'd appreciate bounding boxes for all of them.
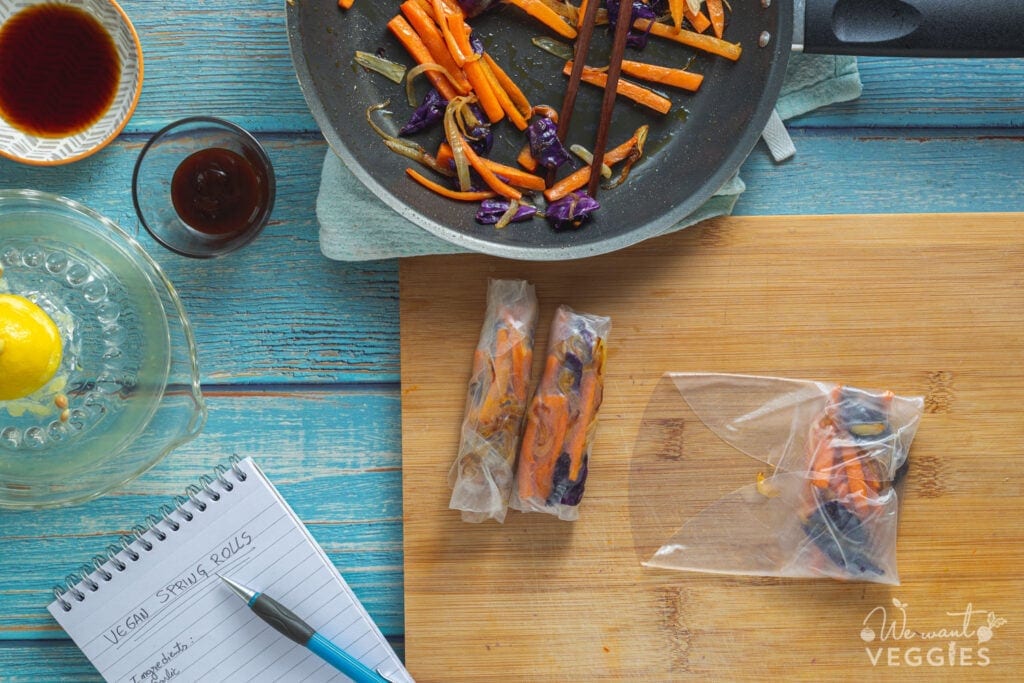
[48,458,412,683]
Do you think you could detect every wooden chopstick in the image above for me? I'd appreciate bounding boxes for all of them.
[552,2,633,199]
[554,0,601,151]
[586,3,633,198]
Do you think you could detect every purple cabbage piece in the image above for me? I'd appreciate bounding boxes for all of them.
[545,191,600,230]
[606,0,662,50]
[456,0,499,18]
[466,103,493,157]
[475,199,538,225]
[526,116,570,170]
[399,88,447,136]
[548,452,588,506]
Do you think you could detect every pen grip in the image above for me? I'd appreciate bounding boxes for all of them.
[308,633,389,683]
[251,593,315,646]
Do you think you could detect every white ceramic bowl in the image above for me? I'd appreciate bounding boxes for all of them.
[0,0,143,165]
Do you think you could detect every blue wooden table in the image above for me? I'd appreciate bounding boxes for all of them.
[0,2,1021,679]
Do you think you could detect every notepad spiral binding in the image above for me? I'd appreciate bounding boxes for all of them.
[51,457,249,612]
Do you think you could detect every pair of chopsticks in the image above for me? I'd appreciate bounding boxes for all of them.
[554,0,635,198]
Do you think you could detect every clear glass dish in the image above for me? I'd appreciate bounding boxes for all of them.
[0,189,205,508]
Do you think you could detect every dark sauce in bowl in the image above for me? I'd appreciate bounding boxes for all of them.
[171,148,269,236]
[0,5,120,137]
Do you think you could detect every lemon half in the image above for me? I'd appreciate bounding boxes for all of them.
[0,294,64,401]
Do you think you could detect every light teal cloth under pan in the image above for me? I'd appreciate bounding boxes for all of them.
[317,55,862,261]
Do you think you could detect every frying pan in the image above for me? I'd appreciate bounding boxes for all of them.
[286,1,1023,261]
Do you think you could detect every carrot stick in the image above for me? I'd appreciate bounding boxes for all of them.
[634,17,742,61]
[405,167,496,201]
[458,135,522,199]
[401,1,472,93]
[436,143,545,191]
[505,0,578,39]
[482,52,532,118]
[841,448,872,515]
[518,393,570,502]
[577,0,589,28]
[562,61,672,114]
[686,9,711,33]
[516,143,538,172]
[707,0,725,39]
[338,0,354,9]
[543,128,642,202]
[387,15,460,101]
[434,0,468,66]
[808,430,834,490]
[510,338,531,402]
[668,0,684,30]
[445,17,505,122]
[479,58,529,130]
[619,59,704,92]
[563,369,600,480]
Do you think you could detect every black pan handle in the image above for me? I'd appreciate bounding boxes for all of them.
[799,0,1024,57]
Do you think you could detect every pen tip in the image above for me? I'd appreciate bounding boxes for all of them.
[219,574,256,603]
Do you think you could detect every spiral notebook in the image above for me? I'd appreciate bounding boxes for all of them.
[47,457,413,683]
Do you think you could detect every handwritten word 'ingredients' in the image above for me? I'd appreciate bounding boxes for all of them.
[130,640,189,683]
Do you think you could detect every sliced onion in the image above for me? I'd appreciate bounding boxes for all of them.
[354,51,407,84]
[531,36,574,61]
[494,199,521,229]
[570,144,612,179]
[444,96,473,192]
[366,102,452,177]
[405,62,461,106]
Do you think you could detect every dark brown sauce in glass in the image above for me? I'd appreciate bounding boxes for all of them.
[0,5,120,137]
[171,148,269,236]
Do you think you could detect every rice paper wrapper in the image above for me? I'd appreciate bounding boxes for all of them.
[629,373,923,584]
[448,279,538,523]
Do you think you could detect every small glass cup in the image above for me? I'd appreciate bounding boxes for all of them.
[132,116,275,258]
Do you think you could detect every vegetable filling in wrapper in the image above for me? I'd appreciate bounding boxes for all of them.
[511,305,610,521]
[448,279,539,523]
[629,373,923,584]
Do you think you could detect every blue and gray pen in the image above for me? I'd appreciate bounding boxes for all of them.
[219,574,395,683]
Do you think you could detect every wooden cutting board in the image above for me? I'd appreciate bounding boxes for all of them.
[399,214,1024,682]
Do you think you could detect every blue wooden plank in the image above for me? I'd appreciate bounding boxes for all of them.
[0,389,405,638]
[794,57,1024,129]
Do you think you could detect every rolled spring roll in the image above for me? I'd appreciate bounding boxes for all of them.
[448,279,538,523]
[511,305,610,521]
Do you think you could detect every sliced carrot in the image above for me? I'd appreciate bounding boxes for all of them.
[577,0,589,28]
[457,135,522,199]
[479,58,529,130]
[543,128,643,202]
[707,0,725,39]
[518,393,570,502]
[516,143,538,172]
[436,143,545,191]
[338,0,354,9]
[401,1,471,94]
[562,61,672,114]
[387,15,460,101]
[841,447,872,515]
[405,167,496,201]
[635,18,742,61]
[510,337,531,402]
[563,369,601,480]
[808,429,834,490]
[445,16,505,122]
[434,0,468,66]
[482,52,532,119]
[668,0,684,30]
[686,9,711,33]
[505,0,578,39]
[620,59,703,92]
